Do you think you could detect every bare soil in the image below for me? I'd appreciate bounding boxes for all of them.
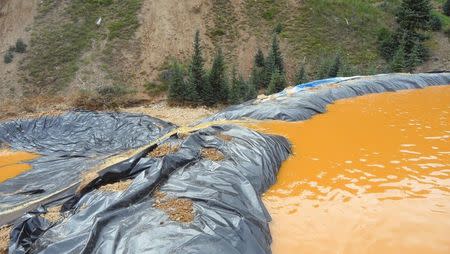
[41,205,62,223]
[148,143,180,158]
[122,102,218,126]
[201,148,224,161]
[153,191,194,223]
[0,225,10,254]
[98,179,133,192]
[216,133,233,142]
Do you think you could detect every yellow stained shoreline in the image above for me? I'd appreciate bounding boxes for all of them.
[250,85,450,254]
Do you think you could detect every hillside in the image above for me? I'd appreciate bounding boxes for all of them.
[0,0,449,117]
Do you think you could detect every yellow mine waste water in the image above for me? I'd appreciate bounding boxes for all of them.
[0,149,38,183]
[252,85,450,254]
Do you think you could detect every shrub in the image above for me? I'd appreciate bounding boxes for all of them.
[167,62,187,103]
[390,45,406,72]
[445,27,450,38]
[145,82,168,96]
[4,51,14,64]
[444,0,450,16]
[267,70,286,94]
[428,15,442,31]
[73,84,134,110]
[328,53,342,78]
[274,23,283,34]
[15,39,27,53]
[377,28,397,61]
[295,64,308,85]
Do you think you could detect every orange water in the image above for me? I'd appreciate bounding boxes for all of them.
[251,85,450,254]
[0,149,38,182]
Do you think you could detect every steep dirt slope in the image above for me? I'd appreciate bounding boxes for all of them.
[0,0,37,97]
[132,0,270,85]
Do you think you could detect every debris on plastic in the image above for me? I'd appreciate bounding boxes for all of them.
[153,191,194,223]
[0,73,448,254]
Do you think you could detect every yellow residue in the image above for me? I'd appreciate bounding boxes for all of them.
[0,149,39,183]
[250,85,450,254]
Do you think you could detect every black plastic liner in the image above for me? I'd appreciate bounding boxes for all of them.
[0,111,174,225]
[9,125,291,254]
[202,73,450,122]
[2,73,450,254]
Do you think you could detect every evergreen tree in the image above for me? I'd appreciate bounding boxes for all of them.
[245,78,257,101]
[295,64,308,85]
[187,30,206,103]
[397,0,432,31]
[251,49,266,89]
[267,70,286,94]
[428,14,442,31]
[328,53,342,78]
[238,75,249,101]
[444,0,450,16]
[167,62,186,103]
[229,67,241,104]
[254,48,265,68]
[405,41,422,72]
[265,34,285,84]
[208,48,228,104]
[390,45,406,72]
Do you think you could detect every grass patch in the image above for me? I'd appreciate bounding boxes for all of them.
[23,0,142,90]
[207,0,238,43]
[73,84,136,110]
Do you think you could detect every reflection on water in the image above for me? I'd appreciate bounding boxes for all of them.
[252,85,450,254]
[0,149,38,183]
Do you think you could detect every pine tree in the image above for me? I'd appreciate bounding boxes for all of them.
[245,78,257,101]
[251,49,266,89]
[208,48,228,105]
[265,34,285,84]
[167,62,186,103]
[254,48,265,68]
[444,0,450,16]
[390,45,406,72]
[267,70,286,95]
[295,64,308,85]
[397,0,432,31]
[328,53,342,78]
[405,41,422,72]
[229,67,241,104]
[237,75,248,101]
[187,30,206,103]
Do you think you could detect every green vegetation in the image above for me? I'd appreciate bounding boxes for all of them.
[24,0,142,89]
[3,39,27,64]
[445,0,450,16]
[74,84,135,110]
[4,51,14,64]
[208,49,229,104]
[208,0,237,43]
[429,14,443,31]
[187,30,205,103]
[295,64,307,85]
[169,32,257,106]
[377,0,436,72]
[15,39,27,53]
[267,70,286,94]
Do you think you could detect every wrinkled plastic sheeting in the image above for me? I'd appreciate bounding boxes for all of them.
[203,73,450,122]
[0,111,173,156]
[0,111,175,224]
[9,125,291,254]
